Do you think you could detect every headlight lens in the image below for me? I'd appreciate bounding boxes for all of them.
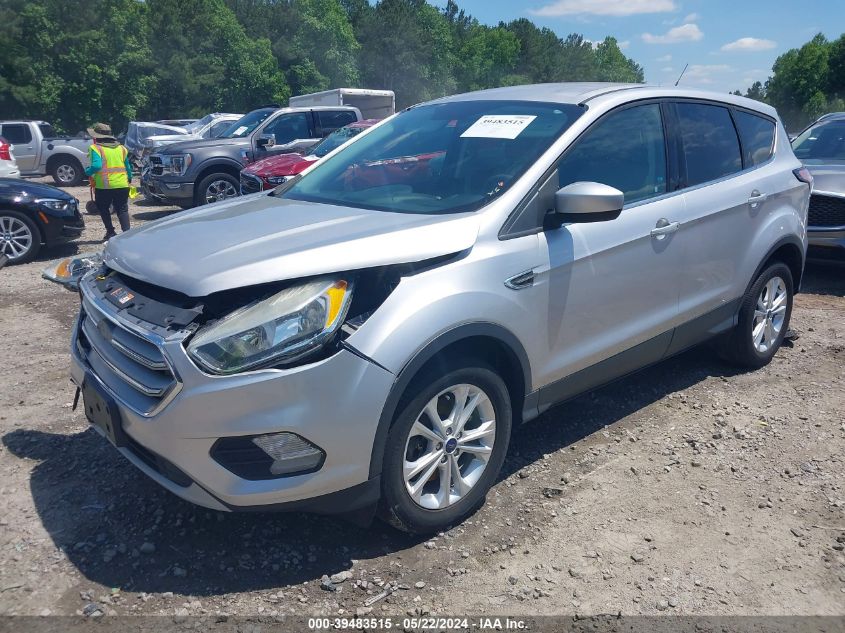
[266,175,292,185]
[36,198,71,212]
[187,277,353,374]
[168,154,192,175]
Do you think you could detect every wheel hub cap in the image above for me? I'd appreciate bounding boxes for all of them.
[752,276,787,353]
[402,383,496,510]
[0,217,32,259]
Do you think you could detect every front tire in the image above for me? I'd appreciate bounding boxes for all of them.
[379,365,512,534]
[50,157,84,186]
[718,262,794,368]
[195,173,239,206]
[0,210,41,264]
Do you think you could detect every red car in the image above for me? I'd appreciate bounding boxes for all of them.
[240,119,379,194]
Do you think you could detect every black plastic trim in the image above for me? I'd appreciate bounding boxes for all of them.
[217,476,381,515]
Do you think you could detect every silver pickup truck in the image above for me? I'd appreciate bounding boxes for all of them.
[0,120,91,186]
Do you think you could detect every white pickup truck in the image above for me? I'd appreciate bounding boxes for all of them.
[0,120,92,186]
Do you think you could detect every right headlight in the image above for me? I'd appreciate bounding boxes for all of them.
[187,277,353,375]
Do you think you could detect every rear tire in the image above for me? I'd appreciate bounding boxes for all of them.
[717,262,793,368]
[379,364,512,534]
[50,156,84,186]
[0,210,41,264]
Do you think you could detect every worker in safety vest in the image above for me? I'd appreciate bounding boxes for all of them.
[84,122,132,241]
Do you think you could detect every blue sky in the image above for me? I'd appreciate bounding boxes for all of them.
[432,0,844,93]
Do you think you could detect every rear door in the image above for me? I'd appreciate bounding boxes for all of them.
[315,110,359,137]
[537,101,684,393]
[0,124,37,173]
[668,101,777,349]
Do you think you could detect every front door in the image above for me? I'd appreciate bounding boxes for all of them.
[536,102,684,400]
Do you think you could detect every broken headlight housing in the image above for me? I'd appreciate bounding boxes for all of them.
[187,277,353,375]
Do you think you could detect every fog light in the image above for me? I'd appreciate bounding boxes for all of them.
[252,433,324,475]
[210,432,325,480]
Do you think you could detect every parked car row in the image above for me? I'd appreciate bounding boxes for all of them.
[141,88,395,208]
[44,83,812,534]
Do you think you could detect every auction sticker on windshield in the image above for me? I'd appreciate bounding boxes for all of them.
[461,115,537,139]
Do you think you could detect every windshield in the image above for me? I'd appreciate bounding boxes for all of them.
[792,118,845,162]
[282,100,583,214]
[220,109,275,139]
[185,114,215,134]
[311,126,367,158]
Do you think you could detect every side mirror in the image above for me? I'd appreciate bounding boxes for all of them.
[256,133,276,148]
[554,182,624,223]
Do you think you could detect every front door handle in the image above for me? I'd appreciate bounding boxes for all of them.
[748,190,768,206]
[650,219,680,238]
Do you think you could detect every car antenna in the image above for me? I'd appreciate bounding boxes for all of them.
[675,63,689,87]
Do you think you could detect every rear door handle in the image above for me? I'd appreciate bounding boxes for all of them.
[748,190,768,205]
[650,219,680,238]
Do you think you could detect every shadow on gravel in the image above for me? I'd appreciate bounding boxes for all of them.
[801,259,845,297]
[1,342,752,597]
[500,345,744,482]
[133,210,179,222]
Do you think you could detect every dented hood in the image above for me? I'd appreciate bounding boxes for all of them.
[103,194,479,297]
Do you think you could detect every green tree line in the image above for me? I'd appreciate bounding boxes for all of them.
[0,0,644,134]
[734,33,845,131]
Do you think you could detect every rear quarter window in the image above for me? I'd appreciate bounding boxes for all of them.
[0,124,32,145]
[734,110,775,166]
[677,103,742,187]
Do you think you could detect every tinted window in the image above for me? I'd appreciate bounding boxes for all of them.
[792,119,845,161]
[557,104,667,205]
[1,124,32,144]
[677,103,742,186]
[317,110,358,134]
[38,123,55,138]
[284,100,584,214]
[263,113,311,145]
[734,111,775,166]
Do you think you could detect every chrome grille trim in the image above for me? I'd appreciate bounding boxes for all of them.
[77,278,187,417]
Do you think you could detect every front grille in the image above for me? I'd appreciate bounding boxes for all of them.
[149,155,164,176]
[808,194,845,228]
[77,296,178,415]
[240,172,263,195]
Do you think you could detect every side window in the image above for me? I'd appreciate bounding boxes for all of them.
[557,104,667,205]
[317,110,358,135]
[676,103,742,186]
[1,124,32,144]
[263,113,311,145]
[793,120,845,161]
[733,111,775,166]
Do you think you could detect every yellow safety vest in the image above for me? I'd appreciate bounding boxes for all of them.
[90,143,129,189]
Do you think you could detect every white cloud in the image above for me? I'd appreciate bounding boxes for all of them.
[683,12,701,22]
[642,23,703,44]
[661,66,674,72]
[656,54,673,62]
[530,0,676,17]
[720,37,777,52]
[618,40,631,49]
[681,64,732,84]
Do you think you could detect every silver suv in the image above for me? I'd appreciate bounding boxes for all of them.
[66,83,810,533]
[791,112,845,254]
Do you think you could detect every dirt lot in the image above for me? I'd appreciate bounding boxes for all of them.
[0,180,843,620]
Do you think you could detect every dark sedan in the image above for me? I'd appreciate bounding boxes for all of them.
[0,178,84,264]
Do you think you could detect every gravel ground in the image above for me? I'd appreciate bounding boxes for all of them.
[0,179,843,619]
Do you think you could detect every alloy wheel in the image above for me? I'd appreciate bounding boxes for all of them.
[403,383,496,510]
[204,179,237,204]
[0,216,33,261]
[56,163,76,184]
[752,276,788,353]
